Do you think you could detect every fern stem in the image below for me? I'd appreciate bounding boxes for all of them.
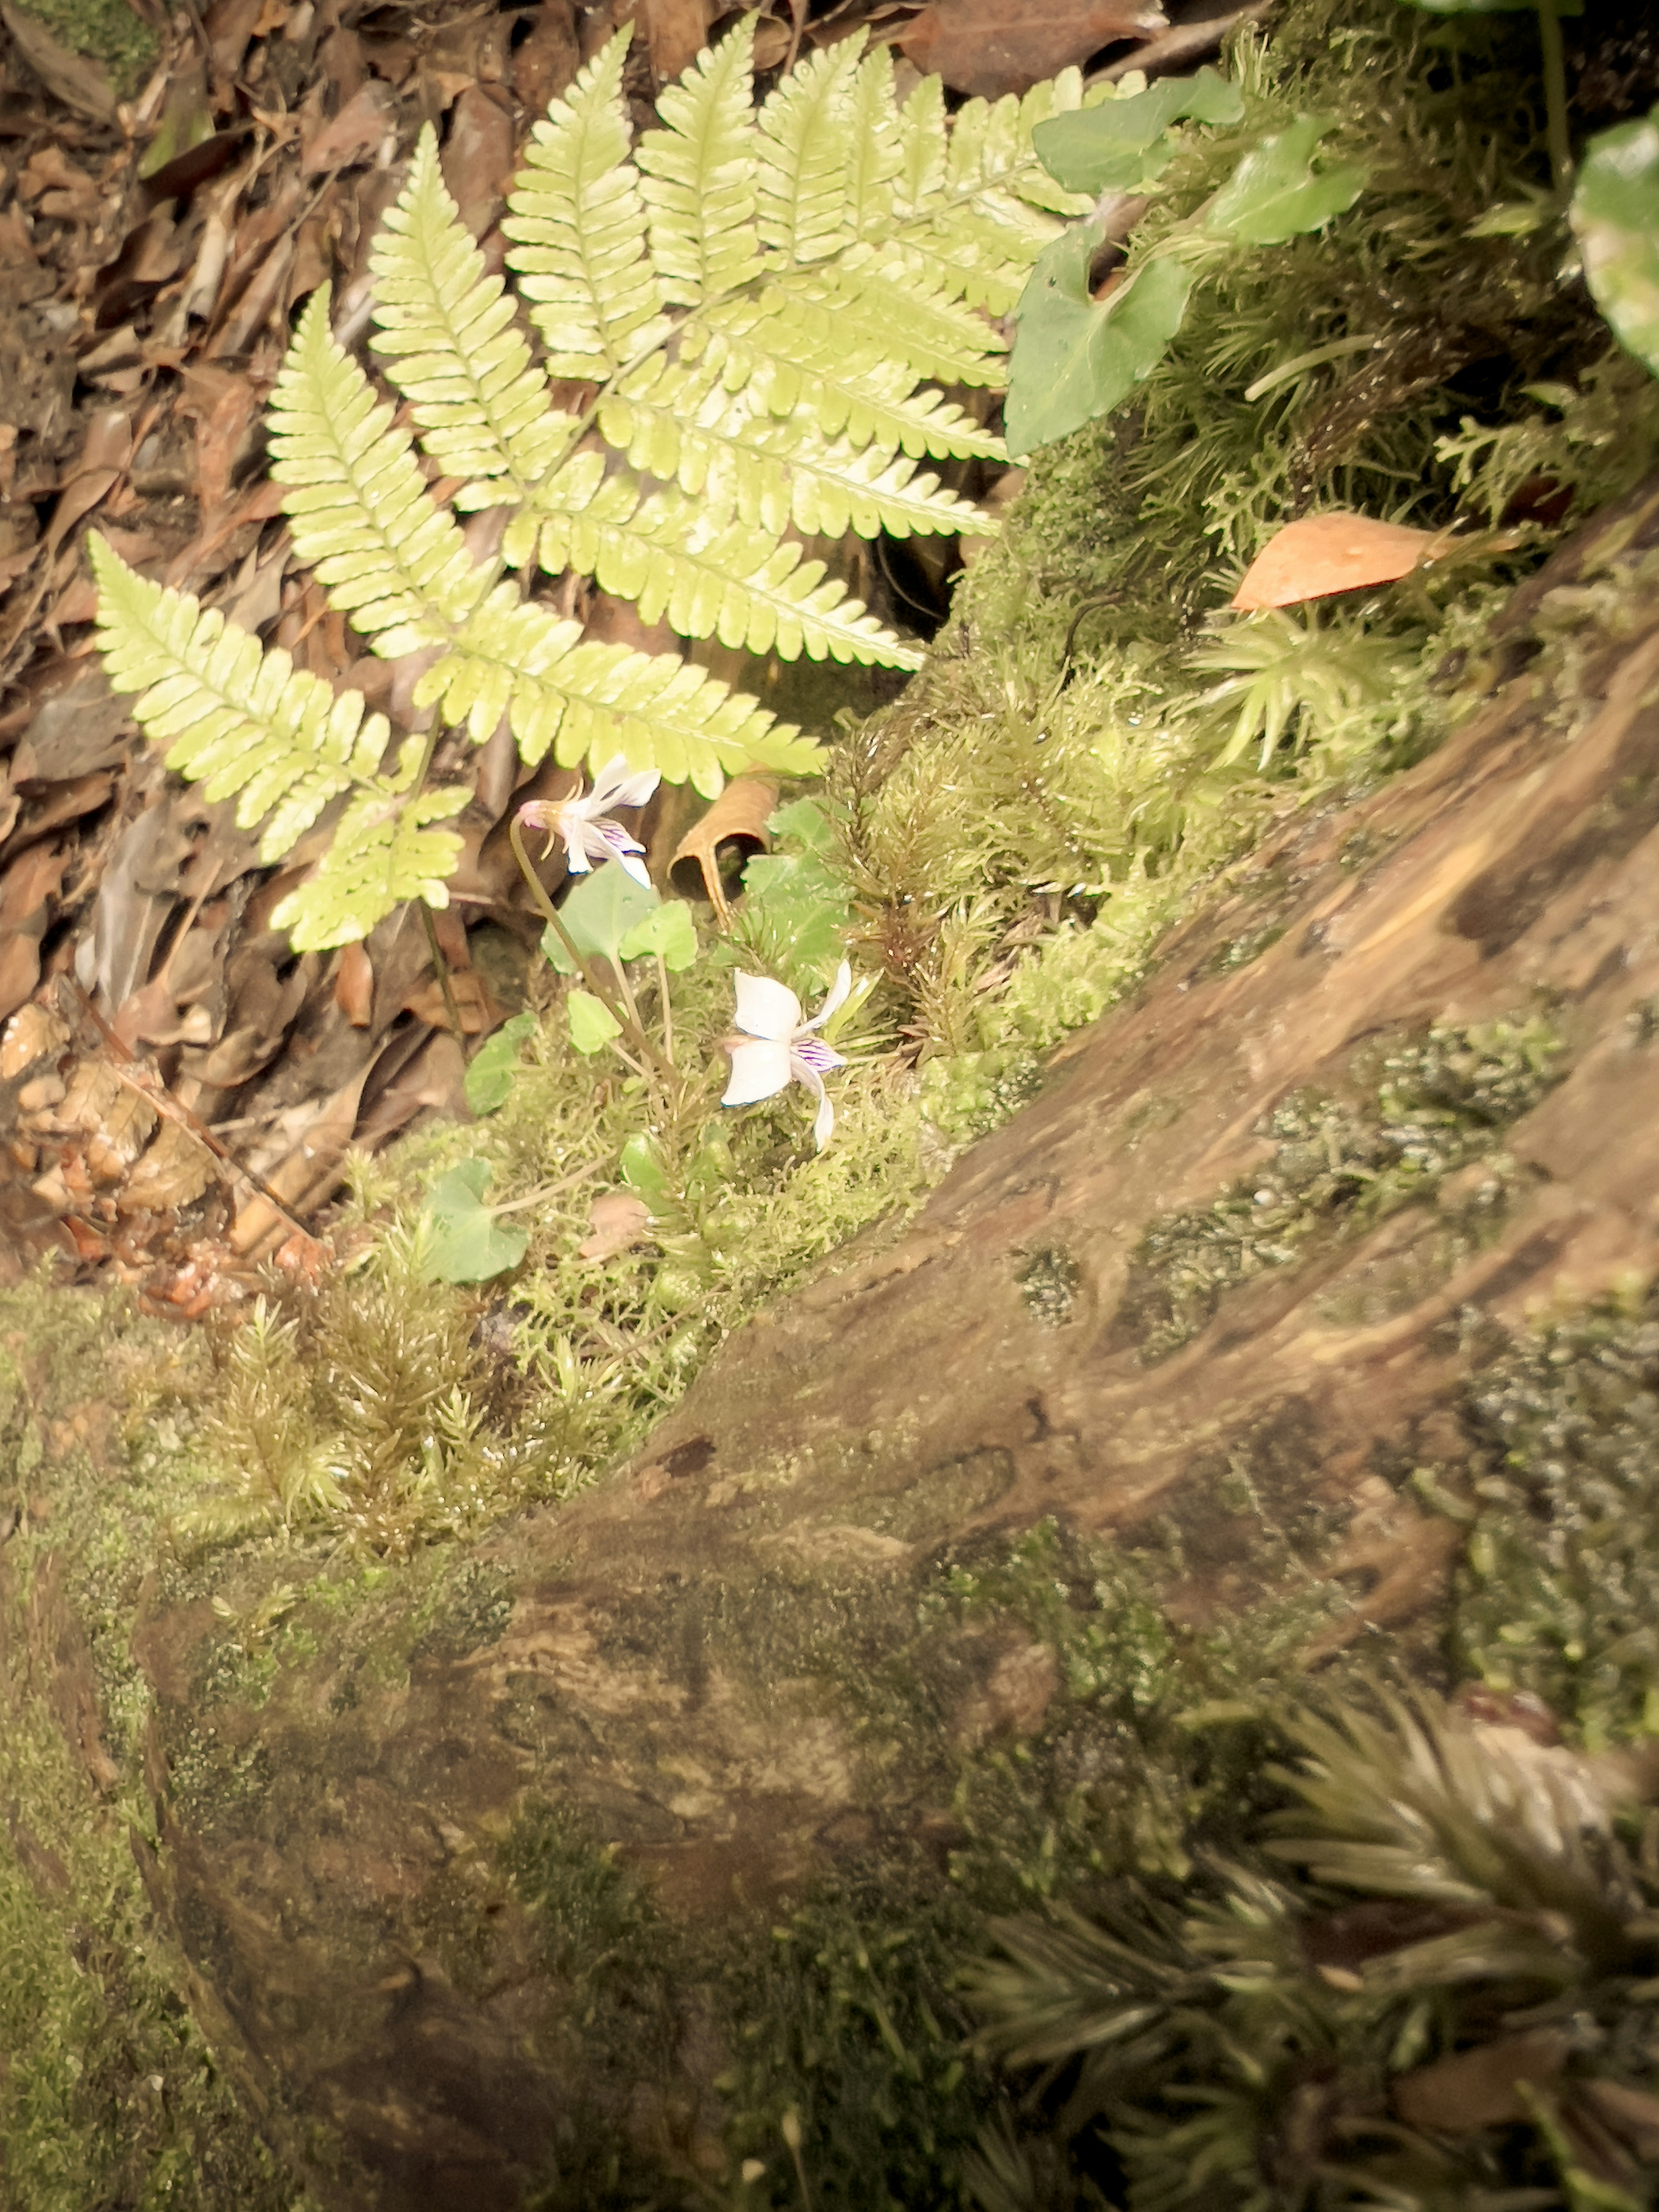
[655,950,674,1066]
[418,902,467,1044]
[507,814,672,1076]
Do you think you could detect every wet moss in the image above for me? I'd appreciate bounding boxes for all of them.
[1118,1014,1564,1362]
[1452,1277,1659,1750]
[12,0,156,96]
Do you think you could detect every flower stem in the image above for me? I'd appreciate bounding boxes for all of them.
[508,816,672,1077]
[1535,0,1571,194]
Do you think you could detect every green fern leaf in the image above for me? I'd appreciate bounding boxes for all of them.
[602,356,992,539]
[540,481,922,666]
[269,289,488,655]
[844,39,903,242]
[694,298,1004,457]
[503,27,670,379]
[90,533,386,857]
[417,586,823,791]
[636,13,763,307]
[369,123,578,505]
[755,38,863,266]
[271,736,468,950]
[779,251,1009,389]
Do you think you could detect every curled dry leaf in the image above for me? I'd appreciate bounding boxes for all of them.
[668,775,778,924]
[578,1190,652,1262]
[1231,511,1451,611]
[897,0,1166,98]
[334,941,375,1027]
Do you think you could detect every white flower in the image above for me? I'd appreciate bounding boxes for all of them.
[518,755,661,888]
[721,962,852,1150]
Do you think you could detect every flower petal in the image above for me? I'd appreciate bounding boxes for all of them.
[791,1061,835,1150]
[731,973,802,1042]
[588,755,661,813]
[801,959,853,1033]
[791,1038,844,1076]
[721,1038,792,1106]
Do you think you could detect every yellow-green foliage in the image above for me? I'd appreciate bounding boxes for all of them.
[90,20,1096,950]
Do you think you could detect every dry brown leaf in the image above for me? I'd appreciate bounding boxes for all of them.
[1392,2032,1567,2133]
[302,79,394,174]
[1,1002,68,1080]
[668,776,778,923]
[578,1190,652,1261]
[512,0,579,111]
[334,941,375,1028]
[634,0,709,83]
[441,83,514,241]
[117,1116,216,1213]
[1231,512,1449,611]
[400,967,501,1036]
[897,0,1166,97]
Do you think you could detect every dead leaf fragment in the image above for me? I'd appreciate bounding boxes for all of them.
[1231,512,1450,612]
[1392,2031,1568,2133]
[898,0,1166,97]
[302,78,394,173]
[668,776,777,922]
[578,1190,652,1261]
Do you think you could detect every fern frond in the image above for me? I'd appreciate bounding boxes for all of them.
[540,481,922,667]
[695,298,1005,457]
[503,27,670,380]
[755,36,863,266]
[602,356,993,539]
[368,124,578,506]
[843,39,903,242]
[780,251,1010,388]
[90,534,386,857]
[271,737,468,951]
[636,13,763,308]
[418,586,823,791]
[269,289,487,655]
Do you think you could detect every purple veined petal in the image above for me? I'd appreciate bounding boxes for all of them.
[595,819,651,886]
[800,959,853,1033]
[791,1038,845,1077]
[722,1038,792,1106]
[732,973,803,1043]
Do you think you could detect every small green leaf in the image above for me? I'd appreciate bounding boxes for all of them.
[1205,117,1368,245]
[1572,107,1659,382]
[1031,69,1243,195]
[738,800,852,987]
[424,1160,529,1283]
[618,1132,672,1206]
[464,1011,538,1115]
[568,990,623,1053]
[540,865,662,973]
[1005,234,1193,457]
[617,899,698,971]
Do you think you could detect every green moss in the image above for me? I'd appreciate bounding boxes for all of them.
[1119,1014,1564,1362]
[1452,1277,1659,1751]
[0,1278,316,2212]
[12,0,156,96]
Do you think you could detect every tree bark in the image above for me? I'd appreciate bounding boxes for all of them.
[64,480,1659,2205]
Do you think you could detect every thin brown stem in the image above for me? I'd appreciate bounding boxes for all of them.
[419,902,467,1043]
[508,816,673,1077]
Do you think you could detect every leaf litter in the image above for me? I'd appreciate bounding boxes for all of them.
[0,0,1176,1305]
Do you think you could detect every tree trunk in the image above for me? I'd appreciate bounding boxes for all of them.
[29,482,1659,2208]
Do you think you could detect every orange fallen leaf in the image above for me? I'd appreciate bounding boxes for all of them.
[1231,512,1451,611]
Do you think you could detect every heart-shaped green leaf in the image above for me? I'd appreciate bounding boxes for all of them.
[568,989,623,1054]
[541,865,661,974]
[1205,116,1368,245]
[1032,68,1243,195]
[463,1010,537,1115]
[617,899,698,971]
[1005,233,1194,456]
[424,1159,529,1283]
[1572,107,1659,381]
